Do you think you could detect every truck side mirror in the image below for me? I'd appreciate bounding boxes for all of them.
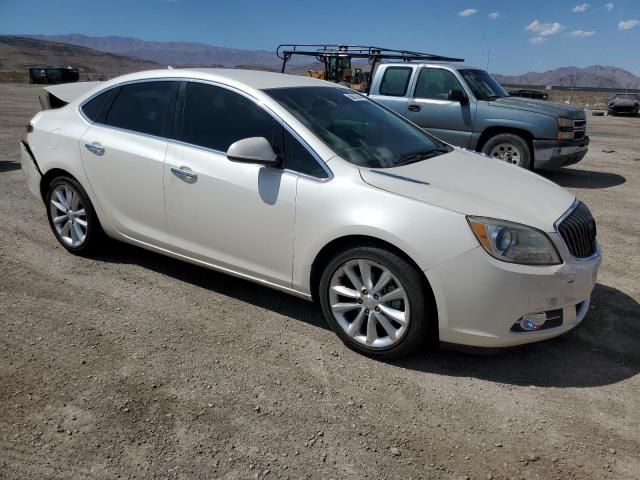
[448,89,469,105]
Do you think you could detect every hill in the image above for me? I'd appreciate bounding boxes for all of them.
[0,36,161,75]
[494,65,640,89]
[27,34,303,69]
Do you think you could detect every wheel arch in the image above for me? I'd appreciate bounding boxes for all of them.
[477,126,534,155]
[39,167,81,202]
[309,234,439,341]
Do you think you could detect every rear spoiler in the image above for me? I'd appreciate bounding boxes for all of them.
[38,81,103,110]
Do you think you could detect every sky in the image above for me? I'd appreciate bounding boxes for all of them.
[1,0,639,75]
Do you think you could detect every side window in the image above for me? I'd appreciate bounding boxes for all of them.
[379,67,412,97]
[104,81,178,137]
[181,82,280,152]
[284,130,327,179]
[81,88,119,123]
[414,68,464,100]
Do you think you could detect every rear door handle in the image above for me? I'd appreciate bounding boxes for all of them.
[171,167,197,181]
[408,104,421,112]
[85,142,105,156]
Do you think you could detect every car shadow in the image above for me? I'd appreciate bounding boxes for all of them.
[92,241,330,331]
[541,168,626,189]
[0,160,21,173]
[395,283,640,388]
[92,242,639,388]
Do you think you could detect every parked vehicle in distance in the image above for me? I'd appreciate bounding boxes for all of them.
[28,66,80,85]
[369,63,590,170]
[508,88,549,101]
[607,93,640,116]
[21,69,601,358]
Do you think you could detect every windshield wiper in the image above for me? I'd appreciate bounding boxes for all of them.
[394,148,450,166]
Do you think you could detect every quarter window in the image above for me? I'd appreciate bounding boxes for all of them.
[414,68,464,100]
[104,81,178,137]
[81,88,119,123]
[379,67,412,97]
[181,82,280,152]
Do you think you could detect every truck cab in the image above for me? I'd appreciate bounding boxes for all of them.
[369,63,590,170]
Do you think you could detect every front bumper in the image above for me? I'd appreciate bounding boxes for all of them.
[21,140,43,200]
[424,238,601,348]
[532,136,589,170]
[608,107,639,116]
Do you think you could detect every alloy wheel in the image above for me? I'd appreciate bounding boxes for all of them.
[328,259,410,349]
[49,184,88,248]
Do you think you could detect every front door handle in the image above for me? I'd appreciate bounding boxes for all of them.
[85,142,105,156]
[408,104,421,112]
[171,167,197,181]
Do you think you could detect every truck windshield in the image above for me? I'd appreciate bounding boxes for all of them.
[614,94,637,100]
[265,86,451,168]
[459,69,509,101]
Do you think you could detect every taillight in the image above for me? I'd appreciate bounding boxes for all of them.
[21,122,33,143]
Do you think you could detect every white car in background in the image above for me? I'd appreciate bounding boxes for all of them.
[21,69,601,358]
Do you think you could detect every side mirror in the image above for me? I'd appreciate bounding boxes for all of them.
[448,89,469,104]
[227,137,280,166]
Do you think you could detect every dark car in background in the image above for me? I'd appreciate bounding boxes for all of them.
[28,66,80,85]
[607,93,640,116]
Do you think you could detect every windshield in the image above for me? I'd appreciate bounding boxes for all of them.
[459,69,509,100]
[614,94,637,100]
[265,86,451,168]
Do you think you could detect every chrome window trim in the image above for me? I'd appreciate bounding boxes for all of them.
[78,76,332,182]
[553,199,601,262]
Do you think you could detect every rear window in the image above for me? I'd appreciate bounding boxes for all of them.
[104,81,178,137]
[379,67,412,97]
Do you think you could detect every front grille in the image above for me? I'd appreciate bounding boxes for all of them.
[557,202,597,258]
[573,119,586,140]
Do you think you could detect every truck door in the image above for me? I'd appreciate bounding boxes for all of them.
[369,66,414,116]
[405,67,475,147]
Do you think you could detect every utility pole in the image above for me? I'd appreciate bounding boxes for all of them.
[568,75,577,104]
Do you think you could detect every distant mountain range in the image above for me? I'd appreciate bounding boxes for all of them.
[4,34,640,89]
[0,36,161,74]
[26,34,304,69]
[494,66,640,89]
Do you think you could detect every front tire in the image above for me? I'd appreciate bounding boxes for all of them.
[319,246,433,359]
[481,133,532,169]
[45,176,103,255]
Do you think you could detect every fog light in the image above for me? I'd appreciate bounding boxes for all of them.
[511,309,564,333]
[521,313,546,331]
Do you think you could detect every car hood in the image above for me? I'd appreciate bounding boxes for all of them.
[358,148,575,231]
[488,97,586,120]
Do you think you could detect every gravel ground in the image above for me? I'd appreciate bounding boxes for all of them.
[1,83,639,480]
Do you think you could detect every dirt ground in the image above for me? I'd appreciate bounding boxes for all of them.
[1,83,639,480]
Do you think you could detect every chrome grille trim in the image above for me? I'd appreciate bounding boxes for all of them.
[556,201,597,259]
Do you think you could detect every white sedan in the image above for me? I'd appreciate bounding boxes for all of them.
[21,69,601,358]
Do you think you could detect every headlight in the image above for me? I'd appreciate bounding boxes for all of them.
[467,217,561,265]
[557,117,574,140]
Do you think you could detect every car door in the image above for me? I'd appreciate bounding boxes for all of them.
[405,67,475,147]
[80,80,179,245]
[164,81,298,287]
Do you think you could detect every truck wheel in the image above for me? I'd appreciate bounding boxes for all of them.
[481,133,532,169]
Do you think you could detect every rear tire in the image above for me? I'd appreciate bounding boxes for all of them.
[45,175,104,255]
[319,246,434,359]
[481,133,532,169]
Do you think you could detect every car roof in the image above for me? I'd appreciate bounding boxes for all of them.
[102,68,333,91]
